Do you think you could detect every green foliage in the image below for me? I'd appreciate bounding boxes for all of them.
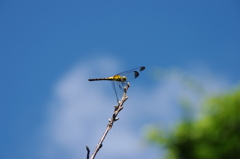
[146,89,240,159]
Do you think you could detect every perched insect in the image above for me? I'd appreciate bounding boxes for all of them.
[88,66,145,102]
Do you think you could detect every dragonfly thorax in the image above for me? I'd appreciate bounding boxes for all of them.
[113,74,127,82]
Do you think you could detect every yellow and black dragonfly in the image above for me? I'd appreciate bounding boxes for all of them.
[88,66,145,102]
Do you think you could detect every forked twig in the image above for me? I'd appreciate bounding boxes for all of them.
[86,83,130,159]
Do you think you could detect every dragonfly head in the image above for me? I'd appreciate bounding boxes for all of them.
[121,76,127,82]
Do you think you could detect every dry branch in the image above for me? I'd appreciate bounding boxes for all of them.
[86,83,130,159]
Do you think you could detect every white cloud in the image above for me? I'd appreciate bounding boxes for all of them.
[40,58,231,159]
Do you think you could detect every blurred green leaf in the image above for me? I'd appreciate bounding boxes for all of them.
[146,88,240,159]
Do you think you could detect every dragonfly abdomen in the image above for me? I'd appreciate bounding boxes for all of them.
[88,77,114,81]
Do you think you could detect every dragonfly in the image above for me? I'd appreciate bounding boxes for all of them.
[88,66,145,102]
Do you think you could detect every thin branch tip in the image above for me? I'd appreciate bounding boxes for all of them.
[89,82,130,159]
[86,145,90,159]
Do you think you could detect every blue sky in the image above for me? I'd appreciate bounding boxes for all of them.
[1,1,240,159]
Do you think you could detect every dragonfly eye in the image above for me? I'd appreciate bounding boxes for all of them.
[122,76,127,82]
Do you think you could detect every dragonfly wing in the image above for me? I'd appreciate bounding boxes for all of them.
[118,66,145,82]
[112,81,125,102]
[112,81,119,102]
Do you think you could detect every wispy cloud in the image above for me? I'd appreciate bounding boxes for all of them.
[40,58,230,159]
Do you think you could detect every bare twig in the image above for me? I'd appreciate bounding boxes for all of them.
[88,83,130,159]
[86,145,90,159]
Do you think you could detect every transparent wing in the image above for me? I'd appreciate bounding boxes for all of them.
[112,81,125,102]
[117,66,145,83]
